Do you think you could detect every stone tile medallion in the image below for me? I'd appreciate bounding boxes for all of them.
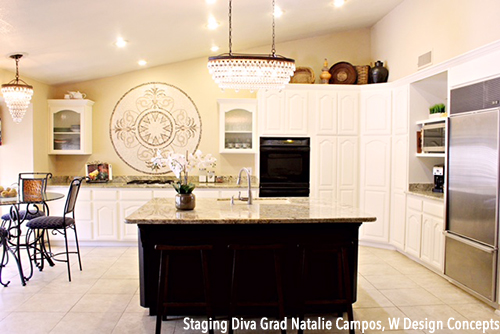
[110,82,202,174]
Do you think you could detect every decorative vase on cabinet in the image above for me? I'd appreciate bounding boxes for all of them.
[48,99,94,155]
[369,61,389,83]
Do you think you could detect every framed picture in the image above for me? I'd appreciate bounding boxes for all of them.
[85,163,112,182]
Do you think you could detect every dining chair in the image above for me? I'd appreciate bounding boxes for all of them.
[26,177,83,282]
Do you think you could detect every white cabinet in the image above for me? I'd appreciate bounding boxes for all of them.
[360,89,392,135]
[258,88,308,136]
[405,196,423,258]
[118,190,153,241]
[218,99,257,154]
[92,190,118,241]
[310,90,359,136]
[337,136,358,207]
[359,136,391,242]
[405,194,445,272]
[48,99,94,155]
[311,136,337,203]
[420,200,445,271]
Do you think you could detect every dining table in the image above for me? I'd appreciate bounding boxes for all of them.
[0,191,65,285]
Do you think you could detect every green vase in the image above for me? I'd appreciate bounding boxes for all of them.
[175,193,196,210]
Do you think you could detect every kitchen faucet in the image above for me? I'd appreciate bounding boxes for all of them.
[236,167,252,204]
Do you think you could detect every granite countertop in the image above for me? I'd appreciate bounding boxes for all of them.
[124,197,377,225]
[406,183,444,200]
[48,175,259,189]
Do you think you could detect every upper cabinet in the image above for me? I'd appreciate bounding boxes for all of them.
[360,88,392,135]
[258,88,308,136]
[218,99,257,154]
[310,89,359,136]
[48,99,94,155]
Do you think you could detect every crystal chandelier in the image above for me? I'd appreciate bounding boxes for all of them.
[1,54,34,123]
[207,0,295,91]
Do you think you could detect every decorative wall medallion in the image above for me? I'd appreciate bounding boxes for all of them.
[110,82,202,174]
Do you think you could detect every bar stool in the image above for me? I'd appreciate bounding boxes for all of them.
[228,244,286,334]
[155,245,214,334]
[297,243,355,334]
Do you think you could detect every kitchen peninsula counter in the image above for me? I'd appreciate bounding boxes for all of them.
[125,197,376,315]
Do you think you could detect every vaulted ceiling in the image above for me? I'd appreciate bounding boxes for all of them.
[0,0,403,85]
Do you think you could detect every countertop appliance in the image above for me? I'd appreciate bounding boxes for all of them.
[445,77,500,303]
[432,165,444,193]
[259,137,310,197]
[421,121,446,153]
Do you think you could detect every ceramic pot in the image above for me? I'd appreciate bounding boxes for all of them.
[175,193,196,210]
[369,60,389,83]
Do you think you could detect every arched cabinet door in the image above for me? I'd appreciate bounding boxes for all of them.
[48,99,94,155]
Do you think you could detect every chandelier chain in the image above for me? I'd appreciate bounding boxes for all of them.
[14,56,20,83]
[272,0,276,56]
[228,0,232,55]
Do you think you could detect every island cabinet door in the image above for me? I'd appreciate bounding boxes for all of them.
[92,190,119,240]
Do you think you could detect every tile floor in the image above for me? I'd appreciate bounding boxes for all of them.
[0,245,499,334]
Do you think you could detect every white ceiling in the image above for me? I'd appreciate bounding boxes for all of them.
[0,0,403,85]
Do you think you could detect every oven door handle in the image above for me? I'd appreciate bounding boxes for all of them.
[260,146,310,152]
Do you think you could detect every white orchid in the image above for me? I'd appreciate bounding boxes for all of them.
[150,149,217,194]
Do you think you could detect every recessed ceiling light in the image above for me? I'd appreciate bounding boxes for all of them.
[333,0,345,8]
[138,60,147,66]
[274,5,284,18]
[206,0,216,4]
[211,45,220,52]
[115,37,128,48]
[207,15,220,30]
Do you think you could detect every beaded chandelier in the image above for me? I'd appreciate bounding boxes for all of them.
[1,54,34,123]
[207,0,295,92]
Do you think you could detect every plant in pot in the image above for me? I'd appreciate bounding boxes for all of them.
[429,103,446,118]
[151,150,216,210]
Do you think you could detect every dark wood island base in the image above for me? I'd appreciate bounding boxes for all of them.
[137,222,362,316]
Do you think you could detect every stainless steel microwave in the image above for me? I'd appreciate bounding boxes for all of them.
[422,122,446,153]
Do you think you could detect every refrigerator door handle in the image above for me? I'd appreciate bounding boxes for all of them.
[444,231,498,254]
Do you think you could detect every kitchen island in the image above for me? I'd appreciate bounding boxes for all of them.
[125,197,376,316]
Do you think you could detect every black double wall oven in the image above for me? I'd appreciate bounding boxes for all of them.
[259,137,310,197]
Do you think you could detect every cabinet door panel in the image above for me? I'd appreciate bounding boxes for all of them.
[405,207,422,258]
[93,202,118,240]
[338,91,359,135]
[360,190,389,241]
[390,192,406,250]
[315,92,338,135]
[361,90,392,135]
[391,135,408,192]
[285,91,308,135]
[120,202,144,241]
[259,91,285,135]
[338,137,358,206]
[392,85,409,135]
[310,136,337,202]
[362,138,391,188]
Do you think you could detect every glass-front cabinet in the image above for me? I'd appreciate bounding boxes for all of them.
[48,99,94,155]
[218,98,257,154]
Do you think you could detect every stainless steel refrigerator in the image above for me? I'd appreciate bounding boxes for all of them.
[445,78,500,303]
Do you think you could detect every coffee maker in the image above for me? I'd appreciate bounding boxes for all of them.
[432,165,444,193]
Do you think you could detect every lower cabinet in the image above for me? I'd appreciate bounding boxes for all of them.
[47,186,249,244]
[404,194,444,272]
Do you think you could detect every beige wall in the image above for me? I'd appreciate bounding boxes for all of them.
[0,68,52,185]
[371,0,500,81]
[51,29,372,177]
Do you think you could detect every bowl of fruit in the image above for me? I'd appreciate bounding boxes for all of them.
[0,185,18,198]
